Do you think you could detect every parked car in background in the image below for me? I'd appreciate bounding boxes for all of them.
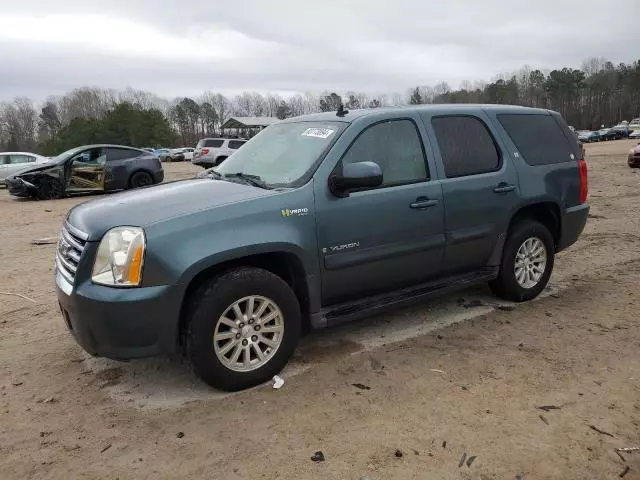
[164,148,185,162]
[577,130,600,142]
[598,127,621,141]
[629,143,640,168]
[192,138,247,168]
[629,118,640,130]
[611,125,632,138]
[155,148,171,161]
[6,145,164,200]
[55,105,588,391]
[1,152,50,185]
[629,130,640,139]
[141,148,155,153]
[166,147,195,162]
[182,148,195,161]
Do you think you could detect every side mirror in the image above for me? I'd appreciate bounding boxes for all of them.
[330,161,383,197]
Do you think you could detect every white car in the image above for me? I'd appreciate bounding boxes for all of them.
[166,147,195,162]
[629,118,640,130]
[629,130,640,139]
[182,148,194,161]
[192,138,247,168]
[0,152,50,185]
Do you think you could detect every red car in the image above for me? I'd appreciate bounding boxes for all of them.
[629,143,640,168]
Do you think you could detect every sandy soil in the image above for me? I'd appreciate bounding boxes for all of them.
[1,141,640,480]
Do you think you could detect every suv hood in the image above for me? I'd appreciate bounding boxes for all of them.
[68,179,275,240]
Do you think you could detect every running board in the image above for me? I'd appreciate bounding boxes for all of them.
[310,268,499,329]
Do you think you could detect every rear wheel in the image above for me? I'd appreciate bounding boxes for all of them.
[186,268,301,391]
[214,156,227,166]
[129,171,154,189]
[489,220,554,302]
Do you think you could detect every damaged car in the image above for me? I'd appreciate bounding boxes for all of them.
[6,144,164,200]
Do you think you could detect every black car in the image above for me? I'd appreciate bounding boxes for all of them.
[6,145,164,200]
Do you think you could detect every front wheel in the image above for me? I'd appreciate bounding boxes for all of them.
[489,220,555,302]
[36,177,63,200]
[186,268,301,391]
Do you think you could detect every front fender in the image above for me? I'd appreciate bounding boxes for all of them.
[142,183,320,307]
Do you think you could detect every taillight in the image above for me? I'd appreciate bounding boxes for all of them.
[578,158,588,204]
[201,148,210,155]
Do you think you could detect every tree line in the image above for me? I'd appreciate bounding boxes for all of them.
[2,57,639,155]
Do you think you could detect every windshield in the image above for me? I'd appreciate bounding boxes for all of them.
[50,146,87,164]
[216,121,346,187]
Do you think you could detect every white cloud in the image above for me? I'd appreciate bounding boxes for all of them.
[0,0,639,101]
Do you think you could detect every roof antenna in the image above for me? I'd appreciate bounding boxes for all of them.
[336,104,349,117]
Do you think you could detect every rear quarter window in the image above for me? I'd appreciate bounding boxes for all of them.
[497,114,577,165]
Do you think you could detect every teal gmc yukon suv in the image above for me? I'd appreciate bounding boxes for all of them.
[55,105,589,391]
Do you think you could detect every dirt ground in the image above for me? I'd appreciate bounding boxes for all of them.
[1,141,640,480]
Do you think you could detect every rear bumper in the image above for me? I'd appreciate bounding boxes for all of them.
[56,270,180,359]
[628,155,640,167]
[558,204,589,252]
[153,170,165,183]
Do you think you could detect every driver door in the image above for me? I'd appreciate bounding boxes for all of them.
[67,148,107,192]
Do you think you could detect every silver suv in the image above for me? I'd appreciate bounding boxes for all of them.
[192,138,247,168]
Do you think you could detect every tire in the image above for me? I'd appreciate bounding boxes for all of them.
[186,267,301,391]
[36,177,63,200]
[489,220,555,302]
[128,171,154,189]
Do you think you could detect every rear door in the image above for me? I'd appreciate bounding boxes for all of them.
[424,112,520,273]
[105,148,141,190]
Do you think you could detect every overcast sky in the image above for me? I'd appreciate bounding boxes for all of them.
[1,0,639,102]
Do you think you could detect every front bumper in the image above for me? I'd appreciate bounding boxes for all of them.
[558,204,589,252]
[6,177,36,197]
[628,154,640,167]
[55,267,181,360]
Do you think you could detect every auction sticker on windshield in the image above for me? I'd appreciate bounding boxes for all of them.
[301,127,335,139]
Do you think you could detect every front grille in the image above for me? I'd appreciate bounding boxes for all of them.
[56,222,88,284]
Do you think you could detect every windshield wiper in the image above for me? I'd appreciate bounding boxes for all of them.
[205,169,224,179]
[225,172,272,189]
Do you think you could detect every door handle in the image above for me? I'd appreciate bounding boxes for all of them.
[493,183,516,194]
[410,197,439,209]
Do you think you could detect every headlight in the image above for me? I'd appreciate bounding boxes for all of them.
[92,227,146,286]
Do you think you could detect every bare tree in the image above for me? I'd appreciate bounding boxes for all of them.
[0,97,38,151]
[211,94,231,131]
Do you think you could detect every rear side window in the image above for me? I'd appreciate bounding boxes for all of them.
[497,114,576,165]
[8,155,35,164]
[107,148,140,162]
[432,116,501,178]
[198,139,224,148]
[228,140,246,149]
